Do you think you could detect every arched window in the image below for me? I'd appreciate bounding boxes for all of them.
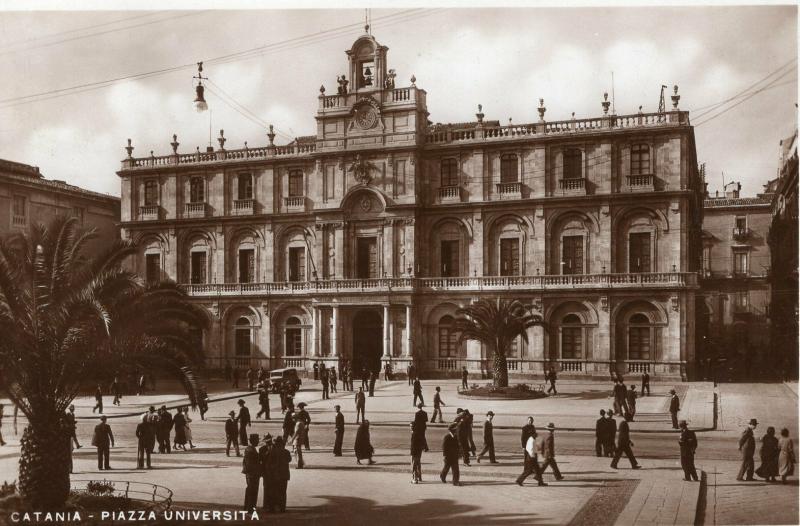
[285,316,303,356]
[438,315,458,357]
[630,144,650,175]
[189,177,205,203]
[628,313,651,360]
[561,314,582,359]
[564,149,583,179]
[234,317,251,358]
[500,154,518,183]
[440,158,458,187]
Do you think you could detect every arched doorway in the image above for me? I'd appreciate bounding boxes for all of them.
[352,310,382,374]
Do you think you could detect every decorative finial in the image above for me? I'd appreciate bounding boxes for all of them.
[571,112,575,119]
[410,74,416,86]
[170,134,179,154]
[671,85,680,110]
[196,146,200,153]
[217,129,226,150]
[508,117,513,126]
[475,104,484,124]
[125,138,134,158]
[638,105,643,113]
[602,92,611,115]
[150,150,154,158]
[537,98,546,122]
[267,124,275,146]
[319,84,325,95]
[244,141,248,149]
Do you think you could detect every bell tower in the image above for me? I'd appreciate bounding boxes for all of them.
[346,29,388,93]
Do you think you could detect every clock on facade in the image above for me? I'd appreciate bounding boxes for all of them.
[353,103,379,130]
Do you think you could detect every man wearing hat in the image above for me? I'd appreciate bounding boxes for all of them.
[669,389,680,429]
[333,405,345,456]
[516,425,546,486]
[611,413,641,470]
[476,411,497,463]
[266,436,292,513]
[92,415,114,471]
[412,377,424,408]
[355,387,367,423]
[259,434,274,511]
[242,433,261,512]
[296,402,311,451]
[520,416,536,451]
[441,423,462,486]
[226,410,240,456]
[678,420,699,481]
[737,418,758,481]
[539,423,564,481]
[413,403,429,452]
[604,409,617,457]
[237,399,252,447]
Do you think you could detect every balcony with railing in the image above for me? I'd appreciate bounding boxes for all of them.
[495,181,522,199]
[184,202,207,218]
[181,272,698,297]
[11,214,25,227]
[626,173,655,192]
[732,226,752,241]
[284,196,306,212]
[232,199,254,216]
[558,177,586,195]
[438,185,461,203]
[121,141,317,171]
[560,360,583,372]
[626,361,651,373]
[138,205,159,221]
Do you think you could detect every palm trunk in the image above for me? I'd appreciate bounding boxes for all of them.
[493,351,509,388]
[18,422,71,510]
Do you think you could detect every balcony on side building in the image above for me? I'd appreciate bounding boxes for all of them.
[11,214,25,227]
[184,202,207,219]
[138,205,160,221]
[232,199,255,216]
[732,226,752,241]
[495,181,522,199]
[284,196,306,212]
[558,177,586,195]
[626,173,655,192]
[438,185,461,203]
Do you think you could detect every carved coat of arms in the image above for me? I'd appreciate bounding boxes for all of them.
[349,154,374,185]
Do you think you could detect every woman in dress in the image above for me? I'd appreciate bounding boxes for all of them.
[354,420,375,465]
[778,428,795,484]
[172,407,187,451]
[183,407,196,449]
[410,421,425,483]
[756,426,779,481]
[291,417,306,469]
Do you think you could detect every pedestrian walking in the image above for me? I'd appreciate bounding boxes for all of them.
[296,403,311,451]
[355,387,366,423]
[333,405,345,456]
[476,411,497,463]
[407,363,415,386]
[313,362,319,381]
[66,404,81,449]
[226,411,241,457]
[539,423,564,480]
[614,380,629,416]
[412,378,424,407]
[413,403,429,452]
[237,399,252,447]
[183,407,195,449]
[604,409,617,457]
[92,384,104,414]
[354,420,375,465]
[291,418,306,469]
[92,415,114,470]
[669,389,680,429]
[137,373,147,395]
[282,408,295,444]
[361,367,369,391]
[431,386,445,423]
[778,428,795,484]
[410,418,426,483]
[369,370,377,396]
[279,384,288,413]
[521,416,536,449]
[461,367,469,390]
[329,367,338,393]
[173,407,187,451]
[242,434,261,512]
[516,427,546,486]
[384,361,392,381]
[595,409,607,457]
[136,413,154,469]
[198,388,210,421]
[258,434,273,512]
[157,406,173,454]
[266,436,291,513]
[257,384,271,420]
[232,368,240,389]
[455,409,471,466]
[641,372,650,396]
[321,367,329,400]
[464,409,476,455]
[342,365,352,391]
[610,416,640,469]
[678,420,698,481]
[625,385,637,421]
[441,423,461,486]
[145,406,158,454]
[737,418,757,481]
[755,426,779,482]
[546,368,558,395]
[111,377,122,406]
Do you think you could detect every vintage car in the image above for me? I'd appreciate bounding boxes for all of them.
[269,368,302,393]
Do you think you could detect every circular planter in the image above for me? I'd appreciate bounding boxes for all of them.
[458,384,549,400]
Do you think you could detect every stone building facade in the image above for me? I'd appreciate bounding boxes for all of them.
[117,32,704,380]
[0,158,120,254]
[699,182,772,380]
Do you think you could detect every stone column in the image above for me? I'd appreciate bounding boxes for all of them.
[405,304,413,357]
[312,306,319,357]
[597,297,611,376]
[331,305,339,357]
[383,304,391,358]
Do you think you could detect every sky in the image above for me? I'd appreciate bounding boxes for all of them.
[0,5,796,197]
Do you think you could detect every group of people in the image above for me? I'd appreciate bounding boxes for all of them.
[738,418,795,484]
[241,432,292,514]
[132,405,196,469]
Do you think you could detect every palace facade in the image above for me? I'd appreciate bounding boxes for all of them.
[117,32,704,380]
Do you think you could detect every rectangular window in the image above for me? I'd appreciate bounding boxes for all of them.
[629,327,650,359]
[438,328,458,357]
[356,237,378,279]
[630,144,650,176]
[288,170,303,197]
[733,251,748,275]
[145,253,160,284]
[237,173,253,200]
[440,240,459,277]
[286,329,302,356]
[735,291,749,309]
[235,329,251,356]
[238,249,255,283]
[562,235,584,275]
[500,154,518,183]
[190,251,207,284]
[500,238,520,276]
[564,149,583,179]
[629,232,651,273]
[190,177,204,203]
[395,159,406,195]
[440,159,458,187]
[12,195,26,217]
[735,216,747,229]
[562,327,582,359]
[289,247,306,282]
[324,165,336,200]
[144,180,158,206]
[702,246,711,273]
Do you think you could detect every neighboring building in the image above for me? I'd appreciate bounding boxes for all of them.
[699,181,772,380]
[768,130,798,379]
[117,31,704,380]
[0,158,120,254]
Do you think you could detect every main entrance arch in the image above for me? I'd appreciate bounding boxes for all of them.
[352,309,382,373]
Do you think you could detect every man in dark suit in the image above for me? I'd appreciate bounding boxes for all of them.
[321,368,329,400]
[157,406,173,454]
[296,403,311,451]
[461,367,469,390]
[613,380,628,416]
[242,433,261,512]
[266,436,292,513]
[256,384,271,420]
[540,423,564,480]
[333,405,345,456]
[440,423,461,486]
[476,411,497,463]
[431,386,445,423]
[413,403,429,451]
[225,411,240,456]
[641,372,650,396]
[237,399,252,446]
[595,409,607,457]
[455,409,471,466]
[412,378,424,407]
[66,404,80,449]
[626,385,638,421]
[92,415,114,470]
[669,389,681,429]
[355,387,366,423]
[736,418,757,481]
[611,415,640,469]
[516,427,546,486]
[678,420,699,481]
[136,413,155,469]
[604,409,617,457]
[521,416,536,450]
[369,370,377,397]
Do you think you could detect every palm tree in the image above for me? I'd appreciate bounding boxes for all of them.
[455,298,545,388]
[0,216,208,510]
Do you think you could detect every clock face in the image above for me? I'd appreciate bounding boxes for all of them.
[354,104,378,130]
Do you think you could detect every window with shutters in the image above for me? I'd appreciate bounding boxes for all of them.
[562,235,584,275]
[189,177,205,203]
[238,249,255,283]
[628,313,651,360]
[630,144,650,175]
[564,149,583,179]
[733,250,748,275]
[440,158,458,187]
[288,170,303,197]
[288,247,306,282]
[237,173,253,200]
[235,317,251,357]
[144,180,158,206]
[500,238,520,276]
[190,251,207,284]
[285,317,303,356]
[440,240,460,277]
[561,314,582,359]
[629,232,652,272]
[356,237,378,279]
[500,154,518,183]
[438,315,458,357]
[145,253,160,285]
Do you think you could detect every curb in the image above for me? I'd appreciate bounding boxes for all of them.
[76,391,261,420]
